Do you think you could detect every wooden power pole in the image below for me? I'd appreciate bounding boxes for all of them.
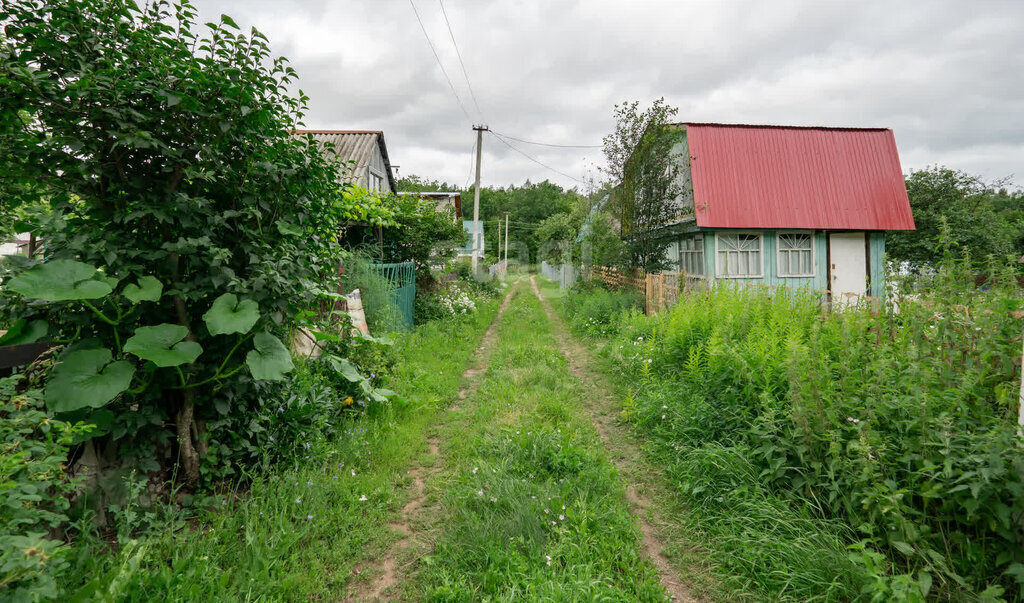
[471,124,488,274]
[504,213,509,269]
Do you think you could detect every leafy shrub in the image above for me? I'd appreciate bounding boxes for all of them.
[562,282,642,335]
[1,372,90,600]
[569,261,1024,599]
[0,0,403,485]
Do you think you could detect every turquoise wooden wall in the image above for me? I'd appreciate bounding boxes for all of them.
[869,232,886,298]
[684,230,887,295]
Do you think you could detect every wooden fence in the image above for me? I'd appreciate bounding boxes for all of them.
[592,266,710,315]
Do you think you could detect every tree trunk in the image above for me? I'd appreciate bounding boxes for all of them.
[176,393,200,485]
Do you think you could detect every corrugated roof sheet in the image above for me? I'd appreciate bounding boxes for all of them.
[294,130,396,192]
[685,123,915,230]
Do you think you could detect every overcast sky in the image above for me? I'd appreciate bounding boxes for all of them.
[197,0,1024,192]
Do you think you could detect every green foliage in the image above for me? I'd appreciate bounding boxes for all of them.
[0,0,374,483]
[7,260,112,302]
[603,99,684,271]
[202,293,260,336]
[1,373,91,600]
[245,333,295,381]
[887,166,1024,270]
[562,281,641,336]
[380,194,465,286]
[45,348,135,412]
[123,324,202,368]
[397,175,585,264]
[568,260,1024,599]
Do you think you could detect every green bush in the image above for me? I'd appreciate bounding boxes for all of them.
[568,262,1024,599]
[1,372,91,599]
[562,281,642,336]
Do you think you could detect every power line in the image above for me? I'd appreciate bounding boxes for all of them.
[408,0,472,123]
[489,131,590,186]
[438,0,483,122]
[489,130,602,149]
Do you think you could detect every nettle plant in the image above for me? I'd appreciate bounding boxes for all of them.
[6,259,293,412]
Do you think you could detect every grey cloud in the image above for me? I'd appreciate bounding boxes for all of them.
[196,0,1024,189]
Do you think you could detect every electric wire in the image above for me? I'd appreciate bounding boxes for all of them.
[408,0,473,123]
[489,130,602,149]
[438,0,484,122]
[489,131,590,186]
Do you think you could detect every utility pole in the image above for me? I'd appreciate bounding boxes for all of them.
[504,213,509,271]
[496,218,501,271]
[471,124,488,275]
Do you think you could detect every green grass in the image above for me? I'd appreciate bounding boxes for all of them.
[405,286,668,601]
[59,300,501,600]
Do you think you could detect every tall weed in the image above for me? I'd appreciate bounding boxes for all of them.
[571,260,1024,599]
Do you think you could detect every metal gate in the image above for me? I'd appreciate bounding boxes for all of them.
[370,261,416,331]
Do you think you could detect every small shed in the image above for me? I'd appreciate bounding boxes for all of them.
[296,130,396,193]
[655,123,915,299]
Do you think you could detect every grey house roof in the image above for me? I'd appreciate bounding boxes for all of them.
[295,130,397,193]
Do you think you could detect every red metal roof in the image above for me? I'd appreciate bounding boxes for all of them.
[686,123,915,230]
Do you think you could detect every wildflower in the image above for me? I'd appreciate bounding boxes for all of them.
[295,498,301,504]
[559,515,565,521]
[546,555,552,566]
[221,500,226,506]
[343,397,354,406]
[307,515,314,520]
[490,497,497,503]
[847,417,860,424]
[476,490,484,497]
[351,470,356,476]
[333,476,338,480]
[269,435,275,442]
[304,442,311,450]
[359,495,368,502]
[472,467,478,474]
[278,407,284,413]
[661,414,666,419]
[306,481,313,486]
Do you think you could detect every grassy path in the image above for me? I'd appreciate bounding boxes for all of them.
[383,279,678,601]
[530,276,704,602]
[353,280,520,600]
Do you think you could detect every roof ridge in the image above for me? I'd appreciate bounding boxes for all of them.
[294,129,383,135]
[679,122,891,132]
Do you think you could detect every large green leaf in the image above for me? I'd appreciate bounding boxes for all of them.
[203,293,260,336]
[327,356,364,382]
[45,348,135,412]
[122,276,163,303]
[0,319,47,345]
[245,333,293,381]
[7,260,112,301]
[124,324,202,367]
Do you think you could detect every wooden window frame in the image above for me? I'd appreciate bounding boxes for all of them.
[776,231,816,278]
[715,232,763,278]
[679,234,705,276]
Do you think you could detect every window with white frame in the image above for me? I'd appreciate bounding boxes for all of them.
[716,233,763,278]
[777,232,815,277]
[679,234,704,275]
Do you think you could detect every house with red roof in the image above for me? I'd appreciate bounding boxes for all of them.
[654,123,915,299]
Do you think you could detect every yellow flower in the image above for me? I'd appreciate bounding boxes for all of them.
[343,397,354,406]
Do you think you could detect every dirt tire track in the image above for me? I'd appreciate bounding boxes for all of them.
[350,280,521,601]
[531,276,698,602]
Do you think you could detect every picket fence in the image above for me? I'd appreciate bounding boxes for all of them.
[591,266,710,315]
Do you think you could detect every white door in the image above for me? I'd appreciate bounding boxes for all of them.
[829,233,867,301]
